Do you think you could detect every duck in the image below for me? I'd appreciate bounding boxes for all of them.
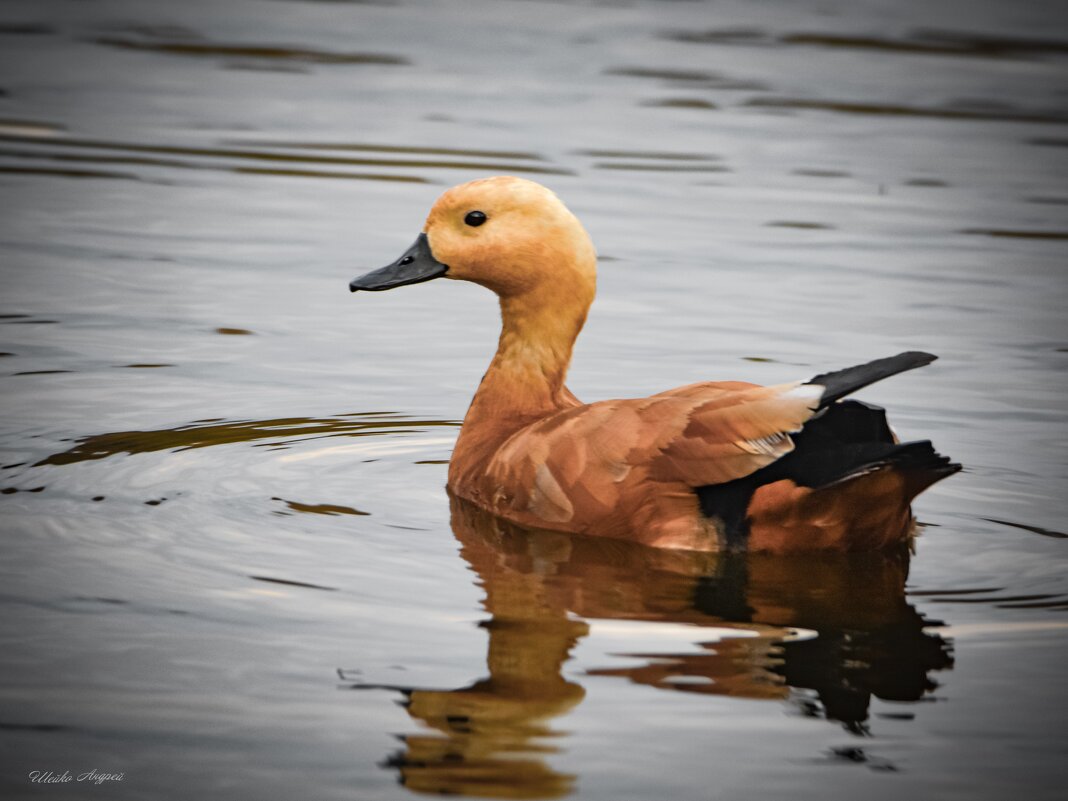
[349,176,960,552]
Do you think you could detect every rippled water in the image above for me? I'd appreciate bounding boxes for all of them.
[2,0,1067,799]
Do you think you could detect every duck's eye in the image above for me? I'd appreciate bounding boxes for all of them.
[464,210,487,227]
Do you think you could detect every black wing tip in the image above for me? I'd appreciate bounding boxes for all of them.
[807,351,941,407]
[896,350,938,368]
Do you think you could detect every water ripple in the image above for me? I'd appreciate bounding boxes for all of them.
[745,97,1068,124]
[665,26,1068,60]
[0,134,572,184]
[94,36,410,66]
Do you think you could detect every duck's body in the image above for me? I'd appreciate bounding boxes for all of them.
[350,177,959,552]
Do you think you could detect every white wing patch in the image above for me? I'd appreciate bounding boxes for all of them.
[781,382,824,408]
[737,382,822,457]
[740,431,794,456]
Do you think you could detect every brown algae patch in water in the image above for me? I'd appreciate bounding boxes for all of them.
[271,497,369,517]
[36,414,459,466]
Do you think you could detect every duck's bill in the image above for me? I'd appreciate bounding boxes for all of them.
[349,233,448,292]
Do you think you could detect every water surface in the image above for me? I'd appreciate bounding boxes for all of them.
[1,0,1067,799]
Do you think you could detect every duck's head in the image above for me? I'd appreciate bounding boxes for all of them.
[350,176,597,300]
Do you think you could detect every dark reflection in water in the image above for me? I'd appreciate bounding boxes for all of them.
[604,66,769,91]
[227,140,548,161]
[36,413,459,466]
[0,165,141,181]
[981,518,1067,540]
[960,228,1068,240]
[745,97,1068,124]
[664,26,1068,59]
[782,29,1068,58]
[641,98,719,110]
[93,36,411,66]
[345,497,952,797]
[0,23,57,36]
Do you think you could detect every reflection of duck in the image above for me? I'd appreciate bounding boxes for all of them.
[598,549,955,733]
[349,177,959,551]
[360,498,953,796]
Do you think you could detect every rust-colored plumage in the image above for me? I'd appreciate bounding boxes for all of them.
[350,176,959,552]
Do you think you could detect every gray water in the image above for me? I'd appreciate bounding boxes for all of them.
[1,0,1067,799]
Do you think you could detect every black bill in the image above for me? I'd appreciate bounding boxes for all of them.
[349,233,448,292]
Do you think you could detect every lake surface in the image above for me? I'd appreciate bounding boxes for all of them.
[1,0,1067,799]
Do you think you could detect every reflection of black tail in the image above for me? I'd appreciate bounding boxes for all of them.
[692,553,955,732]
[778,615,955,733]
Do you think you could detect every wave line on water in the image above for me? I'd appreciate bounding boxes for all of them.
[0,134,573,182]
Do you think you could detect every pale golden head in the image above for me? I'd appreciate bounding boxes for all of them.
[424,176,597,298]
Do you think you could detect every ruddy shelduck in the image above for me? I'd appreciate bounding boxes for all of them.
[350,176,959,552]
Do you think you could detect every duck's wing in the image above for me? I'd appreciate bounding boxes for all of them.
[488,380,824,509]
[645,380,824,486]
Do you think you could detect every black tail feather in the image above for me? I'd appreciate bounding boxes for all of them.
[807,351,937,408]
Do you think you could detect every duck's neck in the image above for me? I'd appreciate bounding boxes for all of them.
[472,287,589,419]
[450,283,590,487]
